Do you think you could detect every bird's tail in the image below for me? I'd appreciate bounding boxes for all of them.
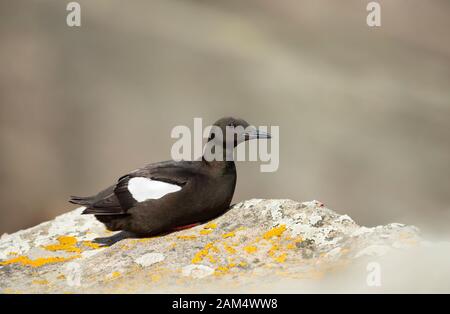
[69,195,93,206]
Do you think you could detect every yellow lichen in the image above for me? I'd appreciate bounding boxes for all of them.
[215,266,229,275]
[191,253,204,264]
[110,271,121,279]
[135,238,151,243]
[177,235,197,240]
[150,274,161,282]
[32,279,49,285]
[191,242,219,264]
[43,236,81,253]
[120,243,130,250]
[199,222,217,236]
[274,253,287,263]
[268,244,279,257]
[243,245,258,254]
[0,255,80,268]
[222,232,235,239]
[263,225,286,240]
[82,241,101,249]
[207,242,220,253]
[2,288,20,294]
[286,243,295,249]
[204,222,217,229]
[223,243,236,254]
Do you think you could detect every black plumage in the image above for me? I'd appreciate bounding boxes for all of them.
[69,117,270,236]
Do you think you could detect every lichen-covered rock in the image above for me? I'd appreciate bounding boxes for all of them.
[0,199,439,293]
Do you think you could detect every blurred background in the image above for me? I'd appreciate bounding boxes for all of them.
[0,0,449,236]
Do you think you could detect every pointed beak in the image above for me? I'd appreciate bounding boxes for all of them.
[244,128,271,140]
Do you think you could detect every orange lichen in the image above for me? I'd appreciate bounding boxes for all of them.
[222,232,235,239]
[43,236,81,253]
[274,253,287,263]
[199,229,213,235]
[263,225,286,240]
[0,255,80,268]
[243,245,258,254]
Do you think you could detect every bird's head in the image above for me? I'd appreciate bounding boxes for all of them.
[207,117,271,148]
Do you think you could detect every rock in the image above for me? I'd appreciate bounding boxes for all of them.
[0,199,447,293]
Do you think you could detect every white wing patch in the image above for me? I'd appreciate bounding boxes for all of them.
[128,177,182,202]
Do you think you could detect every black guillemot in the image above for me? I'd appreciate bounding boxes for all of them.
[69,117,271,237]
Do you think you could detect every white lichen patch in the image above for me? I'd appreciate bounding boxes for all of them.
[47,207,105,239]
[135,253,165,267]
[309,214,323,226]
[0,234,31,260]
[182,264,215,279]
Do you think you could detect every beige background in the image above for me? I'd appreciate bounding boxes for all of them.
[0,0,449,236]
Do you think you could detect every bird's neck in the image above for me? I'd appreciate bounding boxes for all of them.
[202,141,235,162]
[201,143,235,174]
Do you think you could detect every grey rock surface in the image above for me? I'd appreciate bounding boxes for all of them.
[0,199,446,293]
